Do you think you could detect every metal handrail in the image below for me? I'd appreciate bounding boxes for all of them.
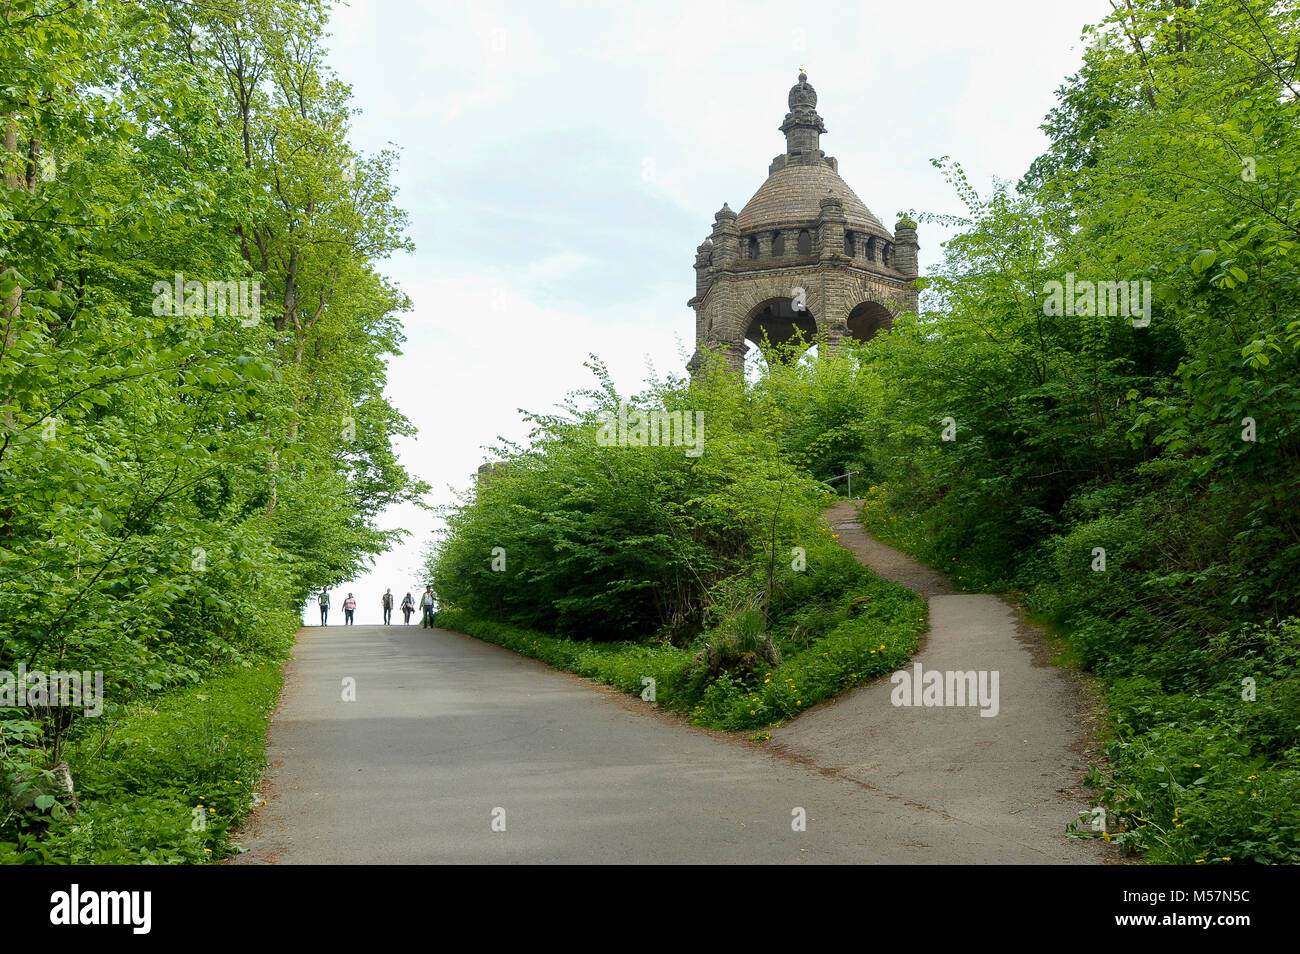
[820,470,859,499]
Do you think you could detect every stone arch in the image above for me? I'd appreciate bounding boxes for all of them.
[743,296,817,359]
[734,274,825,329]
[797,229,812,255]
[846,300,894,342]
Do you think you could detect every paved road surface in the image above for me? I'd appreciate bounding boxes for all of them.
[232,504,1107,864]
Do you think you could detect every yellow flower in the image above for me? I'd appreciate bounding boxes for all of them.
[204,848,212,853]
[1222,856,1231,861]
[1101,831,1110,842]
[796,700,801,705]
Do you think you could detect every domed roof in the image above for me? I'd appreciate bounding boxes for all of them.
[735,161,890,238]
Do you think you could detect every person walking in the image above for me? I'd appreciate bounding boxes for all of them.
[400,592,415,625]
[381,588,394,625]
[318,589,330,626]
[420,587,436,628]
[344,593,357,626]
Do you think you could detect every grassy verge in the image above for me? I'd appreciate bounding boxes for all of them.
[0,631,293,864]
[437,562,926,735]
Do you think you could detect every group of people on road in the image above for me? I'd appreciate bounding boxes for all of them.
[316,586,438,627]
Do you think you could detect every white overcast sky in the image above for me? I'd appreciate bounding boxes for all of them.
[312,0,1109,624]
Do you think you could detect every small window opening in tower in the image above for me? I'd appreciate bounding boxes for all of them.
[797,229,812,255]
[747,235,759,260]
[845,231,855,256]
[772,231,785,256]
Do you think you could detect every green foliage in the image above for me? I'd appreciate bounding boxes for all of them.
[437,555,925,734]
[0,646,287,864]
[429,357,836,642]
[852,0,1300,864]
[0,0,424,859]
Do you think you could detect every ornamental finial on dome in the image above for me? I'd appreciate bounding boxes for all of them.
[781,70,824,158]
[789,69,817,110]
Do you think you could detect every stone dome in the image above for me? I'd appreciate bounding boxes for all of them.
[735,161,890,238]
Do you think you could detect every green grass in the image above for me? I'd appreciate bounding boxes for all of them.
[0,633,291,864]
[437,567,926,733]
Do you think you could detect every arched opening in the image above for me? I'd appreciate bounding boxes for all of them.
[846,301,894,343]
[881,243,893,268]
[772,231,785,256]
[744,297,817,364]
[844,231,855,256]
[747,235,759,260]
[797,229,812,255]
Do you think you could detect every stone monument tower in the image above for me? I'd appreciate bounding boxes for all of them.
[687,71,919,375]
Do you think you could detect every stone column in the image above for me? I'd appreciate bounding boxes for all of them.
[817,196,847,264]
[818,267,849,356]
[710,203,739,267]
[894,215,920,314]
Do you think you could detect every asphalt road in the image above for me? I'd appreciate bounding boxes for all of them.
[232,506,1107,865]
